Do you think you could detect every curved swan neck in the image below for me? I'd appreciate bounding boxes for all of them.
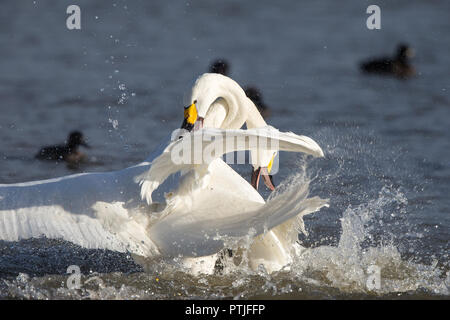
[190,73,267,129]
[244,97,267,129]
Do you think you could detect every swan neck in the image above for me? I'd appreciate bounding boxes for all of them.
[192,74,267,130]
[217,83,267,129]
[244,98,267,129]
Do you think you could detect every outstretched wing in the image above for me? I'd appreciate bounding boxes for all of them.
[0,172,159,257]
[138,126,324,204]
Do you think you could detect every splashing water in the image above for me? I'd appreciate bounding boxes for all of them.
[290,186,448,296]
[0,167,448,299]
[0,126,448,299]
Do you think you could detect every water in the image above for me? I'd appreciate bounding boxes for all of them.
[0,0,449,299]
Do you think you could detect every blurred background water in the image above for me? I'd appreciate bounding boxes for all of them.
[0,0,449,299]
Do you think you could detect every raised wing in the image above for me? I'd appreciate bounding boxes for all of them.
[138,126,324,204]
[0,170,159,257]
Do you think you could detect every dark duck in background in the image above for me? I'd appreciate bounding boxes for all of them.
[244,87,270,119]
[360,44,416,79]
[209,59,270,118]
[36,131,90,166]
[209,59,230,76]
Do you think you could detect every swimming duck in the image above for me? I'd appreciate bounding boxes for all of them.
[360,44,416,79]
[35,131,90,164]
[209,59,271,119]
[244,86,271,119]
[209,59,230,76]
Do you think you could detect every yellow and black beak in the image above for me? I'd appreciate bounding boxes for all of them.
[181,103,198,132]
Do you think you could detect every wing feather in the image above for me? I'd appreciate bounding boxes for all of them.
[139,126,324,204]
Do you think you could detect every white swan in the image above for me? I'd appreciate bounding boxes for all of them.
[0,73,328,274]
[149,73,328,273]
[183,73,280,190]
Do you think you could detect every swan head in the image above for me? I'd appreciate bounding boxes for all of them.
[67,131,90,149]
[181,73,276,190]
[179,73,278,192]
[181,73,248,132]
[180,99,200,132]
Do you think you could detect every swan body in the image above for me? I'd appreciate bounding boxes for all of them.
[138,127,327,273]
[0,74,328,274]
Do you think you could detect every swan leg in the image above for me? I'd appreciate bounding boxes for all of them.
[251,167,275,191]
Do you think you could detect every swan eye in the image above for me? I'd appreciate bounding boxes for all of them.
[193,100,197,104]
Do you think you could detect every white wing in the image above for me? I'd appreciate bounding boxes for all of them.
[148,158,328,257]
[0,167,159,257]
[138,126,324,204]
[0,128,327,264]
[137,126,327,258]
